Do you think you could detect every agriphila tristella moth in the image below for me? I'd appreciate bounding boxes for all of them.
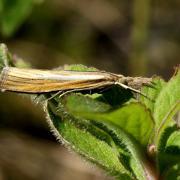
[0,66,152,96]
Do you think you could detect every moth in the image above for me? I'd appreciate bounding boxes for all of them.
[0,66,152,96]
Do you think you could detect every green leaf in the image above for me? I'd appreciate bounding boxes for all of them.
[46,96,157,180]
[63,64,98,71]
[166,130,180,149]
[58,122,131,179]
[97,121,157,180]
[64,93,111,113]
[140,77,166,113]
[153,70,180,145]
[157,126,178,153]
[45,99,133,179]
[0,0,42,37]
[155,126,180,174]
[64,94,154,146]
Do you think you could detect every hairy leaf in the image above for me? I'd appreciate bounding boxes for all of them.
[93,121,157,180]
[45,99,133,179]
[153,69,180,145]
[49,95,156,180]
[64,94,154,146]
[64,94,111,113]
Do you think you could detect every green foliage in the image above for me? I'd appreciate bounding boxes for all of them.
[65,95,154,146]
[163,164,180,180]
[140,77,166,113]
[34,65,180,180]
[153,71,180,143]
[166,130,180,149]
[140,70,180,175]
[63,64,98,72]
[46,100,132,179]
[0,0,42,37]
[46,96,155,179]
[0,44,179,179]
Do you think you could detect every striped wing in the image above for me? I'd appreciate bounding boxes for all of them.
[0,67,114,93]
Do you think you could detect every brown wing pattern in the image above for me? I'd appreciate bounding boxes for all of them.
[0,67,114,93]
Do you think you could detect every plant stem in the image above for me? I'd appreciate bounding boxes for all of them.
[129,0,151,76]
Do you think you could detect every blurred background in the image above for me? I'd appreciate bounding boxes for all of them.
[0,0,179,179]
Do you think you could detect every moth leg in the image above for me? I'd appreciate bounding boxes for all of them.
[144,81,157,89]
[58,87,96,98]
[115,82,152,100]
[45,90,63,101]
[59,85,105,98]
[59,89,77,98]
[99,84,114,93]
[45,88,88,103]
[30,94,45,105]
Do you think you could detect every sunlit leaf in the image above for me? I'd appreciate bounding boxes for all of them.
[153,69,180,145]
[140,77,166,113]
[46,100,133,179]
[166,130,180,149]
[64,94,154,146]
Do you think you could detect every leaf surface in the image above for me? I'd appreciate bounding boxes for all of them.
[153,70,180,145]
[65,94,154,146]
[166,130,180,149]
[140,77,166,113]
[46,99,133,179]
